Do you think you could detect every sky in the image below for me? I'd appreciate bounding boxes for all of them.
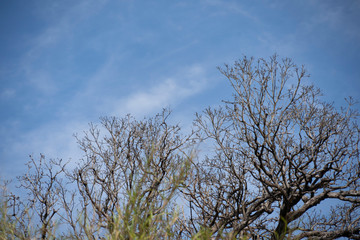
[0,0,359,181]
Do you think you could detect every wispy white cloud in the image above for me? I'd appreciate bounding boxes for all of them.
[299,1,360,41]
[1,63,210,178]
[200,0,259,23]
[1,119,86,178]
[20,0,109,96]
[111,65,210,117]
[0,88,16,99]
[27,70,58,95]
[256,32,299,58]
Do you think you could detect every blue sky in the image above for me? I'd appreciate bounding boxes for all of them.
[1,0,359,179]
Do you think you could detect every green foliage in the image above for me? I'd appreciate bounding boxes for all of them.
[106,153,190,240]
[191,226,214,240]
[0,195,16,240]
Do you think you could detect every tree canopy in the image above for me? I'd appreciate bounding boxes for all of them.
[184,55,360,239]
[1,55,359,240]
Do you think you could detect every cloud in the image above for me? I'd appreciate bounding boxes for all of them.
[298,1,360,42]
[200,0,259,23]
[256,32,299,58]
[112,65,210,117]
[20,0,109,95]
[0,64,210,179]
[1,0,220,181]
[0,119,86,179]
[27,70,58,95]
[0,88,16,99]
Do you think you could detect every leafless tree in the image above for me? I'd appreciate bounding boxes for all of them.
[65,109,195,238]
[10,155,66,239]
[184,55,360,239]
[2,109,195,239]
[2,56,359,240]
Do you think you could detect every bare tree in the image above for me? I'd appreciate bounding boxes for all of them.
[1,109,195,239]
[184,55,360,239]
[2,56,359,240]
[9,155,66,239]
[66,109,195,238]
